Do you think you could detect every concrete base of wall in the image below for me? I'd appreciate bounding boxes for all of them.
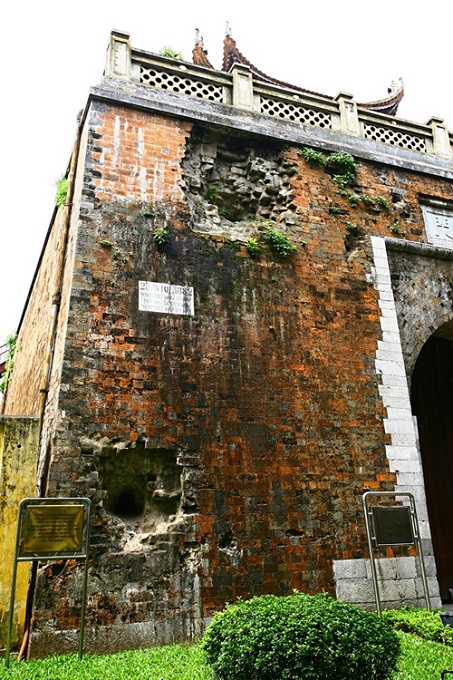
[333,556,442,610]
[28,616,209,658]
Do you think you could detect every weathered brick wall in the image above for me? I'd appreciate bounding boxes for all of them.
[21,97,453,655]
[388,247,453,379]
[3,208,68,417]
[36,113,94,493]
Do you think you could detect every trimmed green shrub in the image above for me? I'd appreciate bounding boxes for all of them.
[202,592,400,680]
[382,606,453,646]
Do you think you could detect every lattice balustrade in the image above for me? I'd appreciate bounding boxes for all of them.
[362,122,428,153]
[138,66,224,103]
[260,96,333,129]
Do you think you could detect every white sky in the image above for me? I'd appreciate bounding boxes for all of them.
[1,0,452,345]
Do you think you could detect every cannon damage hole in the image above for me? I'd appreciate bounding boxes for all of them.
[96,443,183,531]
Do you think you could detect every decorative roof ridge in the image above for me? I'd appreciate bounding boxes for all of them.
[222,33,332,101]
[192,29,214,69]
[358,79,405,117]
[193,27,404,116]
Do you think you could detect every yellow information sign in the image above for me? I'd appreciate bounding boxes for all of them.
[6,498,91,668]
[20,504,84,556]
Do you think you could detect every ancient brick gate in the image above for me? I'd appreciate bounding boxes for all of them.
[387,241,453,602]
[1,29,453,657]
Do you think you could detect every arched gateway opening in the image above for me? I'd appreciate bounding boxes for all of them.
[411,322,453,602]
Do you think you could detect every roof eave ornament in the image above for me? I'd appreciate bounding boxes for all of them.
[358,78,405,117]
[192,28,213,68]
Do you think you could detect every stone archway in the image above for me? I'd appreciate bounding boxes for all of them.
[411,321,453,602]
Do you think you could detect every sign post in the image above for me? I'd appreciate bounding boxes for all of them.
[362,491,431,617]
[5,498,91,667]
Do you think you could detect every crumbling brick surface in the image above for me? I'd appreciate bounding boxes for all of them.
[12,100,453,653]
[4,209,69,416]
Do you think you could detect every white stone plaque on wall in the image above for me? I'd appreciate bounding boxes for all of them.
[421,200,453,249]
[139,281,194,316]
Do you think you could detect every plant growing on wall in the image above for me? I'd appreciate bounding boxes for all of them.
[333,172,356,188]
[361,194,375,207]
[348,193,361,207]
[206,184,219,204]
[325,151,358,175]
[113,250,128,263]
[0,332,19,393]
[298,148,357,188]
[246,237,262,258]
[388,220,406,235]
[376,195,391,210]
[298,147,326,166]
[159,46,184,61]
[55,177,68,208]
[153,226,170,246]
[262,224,297,257]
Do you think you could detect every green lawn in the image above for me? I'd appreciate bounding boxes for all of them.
[394,632,453,679]
[1,632,453,679]
[0,644,214,680]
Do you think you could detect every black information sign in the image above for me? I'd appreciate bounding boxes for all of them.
[371,506,415,547]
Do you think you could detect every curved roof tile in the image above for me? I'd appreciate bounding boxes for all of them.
[194,30,404,116]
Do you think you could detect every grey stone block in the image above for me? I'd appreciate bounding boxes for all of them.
[333,558,367,580]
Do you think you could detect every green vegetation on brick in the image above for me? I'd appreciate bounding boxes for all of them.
[262,224,297,257]
[376,195,391,210]
[246,237,262,258]
[388,220,406,235]
[361,193,374,207]
[332,172,356,187]
[206,184,219,204]
[0,332,18,393]
[325,151,358,175]
[153,226,170,246]
[202,592,400,680]
[55,177,68,208]
[348,193,361,207]
[299,148,357,189]
[298,147,327,166]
